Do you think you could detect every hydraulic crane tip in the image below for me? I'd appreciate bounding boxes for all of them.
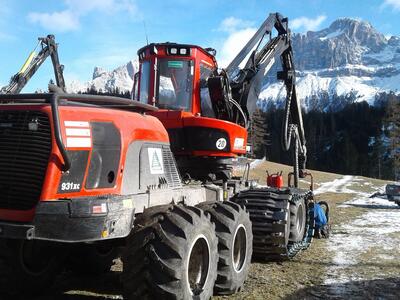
[1,34,65,94]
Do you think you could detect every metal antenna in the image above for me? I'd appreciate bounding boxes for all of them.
[143,21,149,45]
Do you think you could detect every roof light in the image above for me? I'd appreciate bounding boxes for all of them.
[170,48,177,55]
[180,48,187,55]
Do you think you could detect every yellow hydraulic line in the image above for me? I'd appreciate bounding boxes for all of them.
[18,51,36,74]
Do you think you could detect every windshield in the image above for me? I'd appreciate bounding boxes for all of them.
[156,58,193,111]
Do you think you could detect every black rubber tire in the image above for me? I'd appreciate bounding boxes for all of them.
[68,241,119,275]
[0,239,66,297]
[289,198,306,242]
[197,201,253,295]
[122,204,218,300]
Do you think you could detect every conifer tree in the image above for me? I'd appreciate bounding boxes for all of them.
[386,97,400,180]
[249,109,269,158]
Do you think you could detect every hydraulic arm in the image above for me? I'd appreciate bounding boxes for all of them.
[209,13,307,184]
[1,35,65,94]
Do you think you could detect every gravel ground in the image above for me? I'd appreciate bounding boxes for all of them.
[31,161,400,300]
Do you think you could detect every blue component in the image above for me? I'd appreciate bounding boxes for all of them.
[314,203,327,229]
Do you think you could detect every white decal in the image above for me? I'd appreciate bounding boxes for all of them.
[148,148,164,174]
[64,121,91,148]
[61,182,81,191]
[66,128,91,137]
[66,137,91,148]
[234,138,245,150]
[93,203,108,214]
[64,121,89,127]
[216,138,227,150]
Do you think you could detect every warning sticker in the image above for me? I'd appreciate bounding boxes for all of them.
[148,148,164,174]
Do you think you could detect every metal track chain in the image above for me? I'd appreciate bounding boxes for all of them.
[232,187,315,260]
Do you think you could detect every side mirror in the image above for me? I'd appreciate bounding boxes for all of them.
[132,72,139,100]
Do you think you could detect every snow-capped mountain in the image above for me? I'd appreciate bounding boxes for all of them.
[68,18,400,111]
[258,18,400,111]
[68,60,137,94]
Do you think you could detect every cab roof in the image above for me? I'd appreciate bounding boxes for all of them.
[137,42,216,60]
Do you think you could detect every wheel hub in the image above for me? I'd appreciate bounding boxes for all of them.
[296,204,305,234]
[232,224,247,273]
[187,235,210,295]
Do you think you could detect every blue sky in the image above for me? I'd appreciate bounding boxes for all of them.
[0,0,399,91]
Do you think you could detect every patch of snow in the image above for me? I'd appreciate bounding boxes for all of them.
[319,29,344,41]
[258,73,392,111]
[340,191,396,208]
[314,175,355,195]
[373,72,400,93]
[250,158,264,169]
[364,45,398,63]
[323,183,400,292]
[233,158,265,173]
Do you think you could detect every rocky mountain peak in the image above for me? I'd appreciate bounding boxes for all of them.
[92,66,107,80]
[259,18,400,111]
[68,60,138,94]
[330,18,386,51]
[388,35,400,46]
[292,18,389,70]
[329,17,367,31]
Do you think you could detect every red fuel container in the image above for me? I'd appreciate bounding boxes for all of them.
[266,171,283,188]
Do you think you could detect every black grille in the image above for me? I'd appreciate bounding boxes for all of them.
[162,147,181,188]
[0,110,51,210]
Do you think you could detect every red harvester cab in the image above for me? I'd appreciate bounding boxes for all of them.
[133,43,248,180]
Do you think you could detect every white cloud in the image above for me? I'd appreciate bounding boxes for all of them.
[28,0,138,32]
[218,17,254,33]
[218,27,257,68]
[216,17,258,67]
[291,15,327,32]
[382,0,400,11]
[28,11,79,33]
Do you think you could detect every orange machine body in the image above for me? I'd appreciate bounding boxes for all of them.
[0,103,168,223]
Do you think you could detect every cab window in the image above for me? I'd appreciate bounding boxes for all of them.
[155,58,193,111]
[200,64,215,118]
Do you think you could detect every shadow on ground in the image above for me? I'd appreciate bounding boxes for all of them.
[285,277,400,300]
[346,203,399,210]
[31,271,122,300]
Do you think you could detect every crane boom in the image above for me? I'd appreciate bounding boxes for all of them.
[1,35,65,94]
[226,13,288,76]
[210,13,307,181]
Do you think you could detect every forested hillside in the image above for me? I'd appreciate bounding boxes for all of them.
[251,93,400,180]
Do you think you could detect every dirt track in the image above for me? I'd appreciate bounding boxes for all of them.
[32,161,400,300]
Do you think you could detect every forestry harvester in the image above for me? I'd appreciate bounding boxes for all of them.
[133,12,315,259]
[0,13,314,300]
